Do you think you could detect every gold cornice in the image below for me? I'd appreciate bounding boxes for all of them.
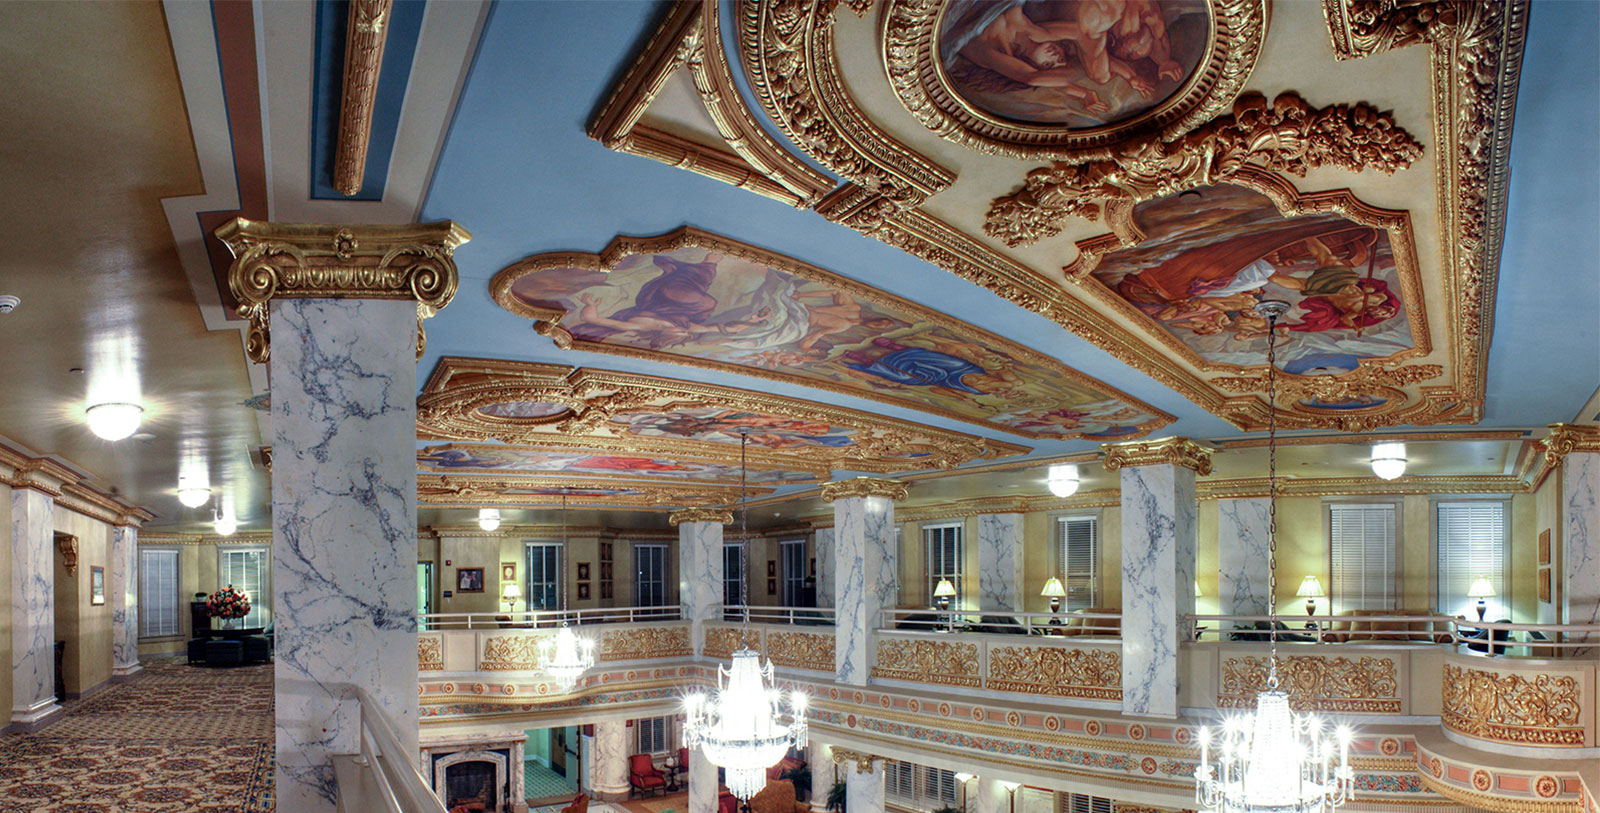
[829,748,887,774]
[1102,438,1214,476]
[669,508,734,526]
[1209,430,1531,449]
[140,533,274,547]
[215,218,471,363]
[419,438,829,483]
[1543,423,1600,467]
[331,0,392,196]
[820,477,908,503]
[418,473,755,510]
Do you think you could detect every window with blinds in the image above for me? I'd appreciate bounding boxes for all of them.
[1329,503,1397,612]
[923,522,963,603]
[218,547,269,628]
[525,542,563,610]
[884,761,956,811]
[723,542,745,610]
[780,539,807,606]
[1059,792,1112,813]
[139,548,180,638]
[1436,501,1508,620]
[635,544,667,608]
[636,716,668,754]
[1056,515,1099,610]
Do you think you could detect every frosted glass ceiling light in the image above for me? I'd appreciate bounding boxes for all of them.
[213,511,237,537]
[1369,442,1407,480]
[477,508,502,532]
[177,485,211,508]
[85,402,143,441]
[1046,463,1080,498]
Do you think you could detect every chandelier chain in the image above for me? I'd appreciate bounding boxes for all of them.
[1266,308,1280,689]
[739,429,750,640]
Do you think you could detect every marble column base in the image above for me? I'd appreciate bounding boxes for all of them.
[6,703,63,732]
[590,719,631,800]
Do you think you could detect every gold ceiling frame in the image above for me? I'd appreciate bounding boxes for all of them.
[882,0,1269,160]
[417,441,826,485]
[417,356,1028,472]
[417,473,758,509]
[488,227,1171,441]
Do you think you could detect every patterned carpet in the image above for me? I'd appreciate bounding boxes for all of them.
[0,656,274,812]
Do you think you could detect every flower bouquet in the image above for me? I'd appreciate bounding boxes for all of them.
[206,585,252,628]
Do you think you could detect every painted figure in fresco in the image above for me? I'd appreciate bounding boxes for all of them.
[841,337,989,395]
[571,253,769,348]
[951,4,1113,113]
[614,409,855,449]
[794,290,899,354]
[575,456,691,472]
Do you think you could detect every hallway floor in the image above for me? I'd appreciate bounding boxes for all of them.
[0,656,274,812]
[524,759,579,802]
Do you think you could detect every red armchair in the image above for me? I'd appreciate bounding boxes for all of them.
[561,794,590,813]
[719,790,740,813]
[675,747,690,777]
[629,753,668,797]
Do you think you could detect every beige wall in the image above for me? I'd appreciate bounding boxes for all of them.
[1535,471,1562,624]
[429,533,680,616]
[50,508,114,696]
[0,483,11,714]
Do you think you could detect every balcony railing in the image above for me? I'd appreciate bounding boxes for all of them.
[418,605,681,630]
[334,688,448,813]
[1191,614,1600,657]
[878,608,1122,637]
[721,604,836,625]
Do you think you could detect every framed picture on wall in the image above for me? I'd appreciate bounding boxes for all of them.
[577,562,591,580]
[90,566,105,605]
[1538,567,1551,603]
[578,583,591,600]
[1539,529,1551,565]
[501,562,516,581]
[456,568,485,593]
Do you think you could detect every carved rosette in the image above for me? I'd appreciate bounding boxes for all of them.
[598,626,692,661]
[215,219,470,363]
[1542,423,1600,468]
[870,638,980,687]
[1441,663,1586,747]
[1219,655,1401,713]
[669,508,735,526]
[1101,438,1213,476]
[820,477,909,503]
[986,645,1121,701]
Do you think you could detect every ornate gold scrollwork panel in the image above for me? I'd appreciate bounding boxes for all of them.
[986,644,1122,701]
[870,638,981,687]
[1441,663,1587,748]
[1219,654,1402,713]
[598,626,693,662]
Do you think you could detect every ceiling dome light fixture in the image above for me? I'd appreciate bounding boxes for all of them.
[477,508,502,532]
[177,485,211,509]
[85,402,144,441]
[1196,301,1354,813]
[1046,463,1080,498]
[213,510,237,537]
[1369,442,1407,480]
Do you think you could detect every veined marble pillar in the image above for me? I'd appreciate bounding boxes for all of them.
[589,720,631,801]
[10,480,60,728]
[814,527,836,608]
[822,478,906,686]
[218,218,469,811]
[976,513,1024,611]
[972,777,1009,813]
[110,523,143,680]
[835,750,885,813]
[1549,426,1600,636]
[1104,438,1208,718]
[688,743,716,813]
[1216,497,1271,617]
[805,741,832,811]
[672,509,732,655]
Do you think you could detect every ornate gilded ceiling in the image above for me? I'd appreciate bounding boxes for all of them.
[589,0,1528,434]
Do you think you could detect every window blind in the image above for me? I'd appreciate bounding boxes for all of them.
[636,717,667,753]
[723,542,745,610]
[885,761,955,811]
[922,523,962,603]
[1056,516,1099,610]
[1060,792,1112,813]
[1329,503,1396,612]
[218,547,269,628]
[1436,501,1507,619]
[139,549,180,638]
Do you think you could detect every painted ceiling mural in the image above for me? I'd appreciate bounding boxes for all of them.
[586,0,1526,433]
[416,474,765,510]
[491,229,1170,441]
[416,357,1030,474]
[418,444,820,484]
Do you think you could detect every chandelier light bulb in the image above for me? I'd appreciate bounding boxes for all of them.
[477,508,502,532]
[85,402,143,441]
[1046,463,1080,498]
[1369,442,1407,480]
[176,486,211,508]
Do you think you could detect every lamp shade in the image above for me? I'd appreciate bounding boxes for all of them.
[1046,463,1080,498]
[1370,442,1407,480]
[933,578,957,598]
[501,583,522,601]
[1039,577,1066,598]
[86,402,143,441]
[1296,575,1326,598]
[1467,577,1496,599]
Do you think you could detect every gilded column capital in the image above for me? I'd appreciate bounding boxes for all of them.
[829,748,886,774]
[1101,437,1213,476]
[215,218,472,363]
[1543,423,1600,468]
[820,477,908,503]
[669,507,734,526]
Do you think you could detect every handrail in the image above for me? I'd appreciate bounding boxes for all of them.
[721,604,836,625]
[354,689,448,813]
[1190,614,1600,655]
[1449,619,1600,655]
[419,605,682,630]
[878,607,1121,636]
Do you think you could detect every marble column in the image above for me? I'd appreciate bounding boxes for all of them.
[836,751,885,813]
[805,741,832,811]
[1216,497,1271,617]
[110,523,142,681]
[589,720,631,801]
[822,478,906,686]
[976,513,1024,611]
[1549,426,1600,636]
[672,509,732,655]
[972,777,1009,813]
[688,743,716,813]
[218,218,468,811]
[10,483,60,728]
[1104,438,1207,719]
[814,527,836,608]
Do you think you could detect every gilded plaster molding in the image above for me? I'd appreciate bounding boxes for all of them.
[418,474,752,510]
[669,507,735,526]
[331,0,392,196]
[215,219,471,363]
[829,748,888,774]
[1220,654,1402,714]
[820,477,909,503]
[56,533,79,577]
[1543,423,1600,468]
[140,533,274,546]
[1441,662,1587,747]
[598,626,693,661]
[1101,437,1213,476]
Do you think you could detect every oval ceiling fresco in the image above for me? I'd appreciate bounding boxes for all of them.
[490,228,1171,440]
[418,444,820,484]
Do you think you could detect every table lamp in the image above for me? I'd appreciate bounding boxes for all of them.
[1296,575,1325,617]
[1467,577,1496,621]
[501,582,522,612]
[1040,577,1066,613]
[933,578,956,610]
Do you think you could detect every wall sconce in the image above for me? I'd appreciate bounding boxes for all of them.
[953,773,974,813]
[1000,781,1020,813]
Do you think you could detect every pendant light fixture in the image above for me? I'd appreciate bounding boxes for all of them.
[1369,442,1407,480]
[86,402,144,441]
[1196,301,1355,812]
[537,492,594,692]
[477,508,502,532]
[683,429,808,801]
[1046,463,1080,497]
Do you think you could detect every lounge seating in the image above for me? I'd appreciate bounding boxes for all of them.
[969,615,1028,635]
[1059,608,1121,637]
[242,635,272,662]
[1323,609,1451,644]
[629,753,667,797]
[749,779,809,813]
[1229,621,1315,643]
[187,638,209,665]
[719,789,740,813]
[204,639,244,667]
[560,793,589,813]
[674,747,689,778]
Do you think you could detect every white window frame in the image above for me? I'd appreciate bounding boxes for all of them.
[636,716,670,754]
[139,547,182,639]
[1326,500,1401,613]
[1434,498,1510,621]
[922,521,963,605]
[1055,513,1100,611]
[524,541,565,611]
[779,538,806,606]
[634,543,668,608]
[217,545,270,629]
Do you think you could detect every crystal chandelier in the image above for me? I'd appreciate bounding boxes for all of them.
[683,430,808,801]
[538,493,594,692]
[1195,301,1355,813]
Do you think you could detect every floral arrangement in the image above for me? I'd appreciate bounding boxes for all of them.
[206,585,252,620]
